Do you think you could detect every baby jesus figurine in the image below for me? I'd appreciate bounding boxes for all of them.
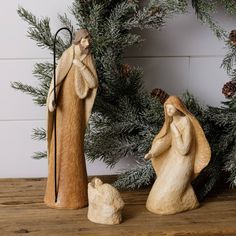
[145,96,211,215]
[87,177,124,225]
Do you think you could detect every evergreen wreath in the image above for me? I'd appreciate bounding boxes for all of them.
[12,0,236,201]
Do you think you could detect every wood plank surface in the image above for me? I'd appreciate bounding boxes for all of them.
[0,177,236,236]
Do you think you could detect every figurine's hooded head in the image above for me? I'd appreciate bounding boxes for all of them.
[73,29,90,45]
[158,96,195,137]
[153,96,211,179]
[73,29,91,55]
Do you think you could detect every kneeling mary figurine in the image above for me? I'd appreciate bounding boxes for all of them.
[145,96,211,215]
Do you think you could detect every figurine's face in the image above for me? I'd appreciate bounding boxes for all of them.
[94,178,103,188]
[80,36,91,50]
[166,104,178,117]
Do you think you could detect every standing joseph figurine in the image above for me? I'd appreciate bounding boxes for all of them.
[44,29,98,209]
[145,96,211,215]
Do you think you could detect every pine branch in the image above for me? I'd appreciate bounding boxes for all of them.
[70,0,92,28]
[210,30,236,188]
[11,82,46,106]
[18,6,69,57]
[33,62,53,82]
[201,13,227,40]
[32,128,46,141]
[113,161,155,190]
[58,13,75,34]
[32,151,47,159]
[85,114,140,167]
[108,1,133,23]
[192,0,215,16]
[126,0,188,30]
[221,42,236,74]
[219,0,236,14]
[224,144,236,187]
[222,97,236,111]
[191,0,227,39]
[160,0,188,15]
[32,62,52,99]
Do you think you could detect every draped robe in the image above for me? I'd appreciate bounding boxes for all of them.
[44,45,98,209]
[146,96,211,215]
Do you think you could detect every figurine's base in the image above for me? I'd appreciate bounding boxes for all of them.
[145,190,200,215]
[88,213,122,225]
[44,199,88,210]
[146,203,200,215]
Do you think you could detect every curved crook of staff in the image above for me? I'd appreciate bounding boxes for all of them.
[53,27,73,203]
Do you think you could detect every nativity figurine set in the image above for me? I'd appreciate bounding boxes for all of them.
[44,28,211,225]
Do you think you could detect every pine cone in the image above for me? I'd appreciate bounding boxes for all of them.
[229,30,236,45]
[222,81,236,98]
[121,64,132,76]
[151,88,169,104]
[149,5,161,16]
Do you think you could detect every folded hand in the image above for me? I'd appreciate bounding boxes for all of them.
[144,153,153,160]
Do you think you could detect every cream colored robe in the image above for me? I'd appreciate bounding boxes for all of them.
[146,117,199,214]
[146,96,211,215]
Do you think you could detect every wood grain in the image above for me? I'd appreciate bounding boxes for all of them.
[0,176,236,236]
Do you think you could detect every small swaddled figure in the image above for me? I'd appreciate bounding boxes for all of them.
[88,177,125,225]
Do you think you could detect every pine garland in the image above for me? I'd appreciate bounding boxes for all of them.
[214,30,236,188]
[12,0,236,199]
[191,0,236,39]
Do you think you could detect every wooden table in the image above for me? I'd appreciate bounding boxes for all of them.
[0,176,236,236]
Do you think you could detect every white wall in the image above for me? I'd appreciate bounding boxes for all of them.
[0,0,235,178]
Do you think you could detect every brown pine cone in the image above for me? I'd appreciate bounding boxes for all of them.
[149,5,161,16]
[121,64,132,76]
[229,30,236,45]
[222,81,236,98]
[151,88,169,104]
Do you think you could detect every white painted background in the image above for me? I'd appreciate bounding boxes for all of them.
[0,0,235,178]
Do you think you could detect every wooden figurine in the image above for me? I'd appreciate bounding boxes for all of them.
[144,96,211,215]
[87,177,125,225]
[44,29,98,209]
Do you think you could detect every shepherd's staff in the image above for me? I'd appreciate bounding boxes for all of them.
[53,28,73,202]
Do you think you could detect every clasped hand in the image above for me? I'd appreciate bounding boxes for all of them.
[170,122,180,137]
[73,59,85,69]
[48,97,56,112]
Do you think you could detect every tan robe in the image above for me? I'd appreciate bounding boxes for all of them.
[44,46,98,209]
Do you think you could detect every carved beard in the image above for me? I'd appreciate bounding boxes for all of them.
[79,43,90,55]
